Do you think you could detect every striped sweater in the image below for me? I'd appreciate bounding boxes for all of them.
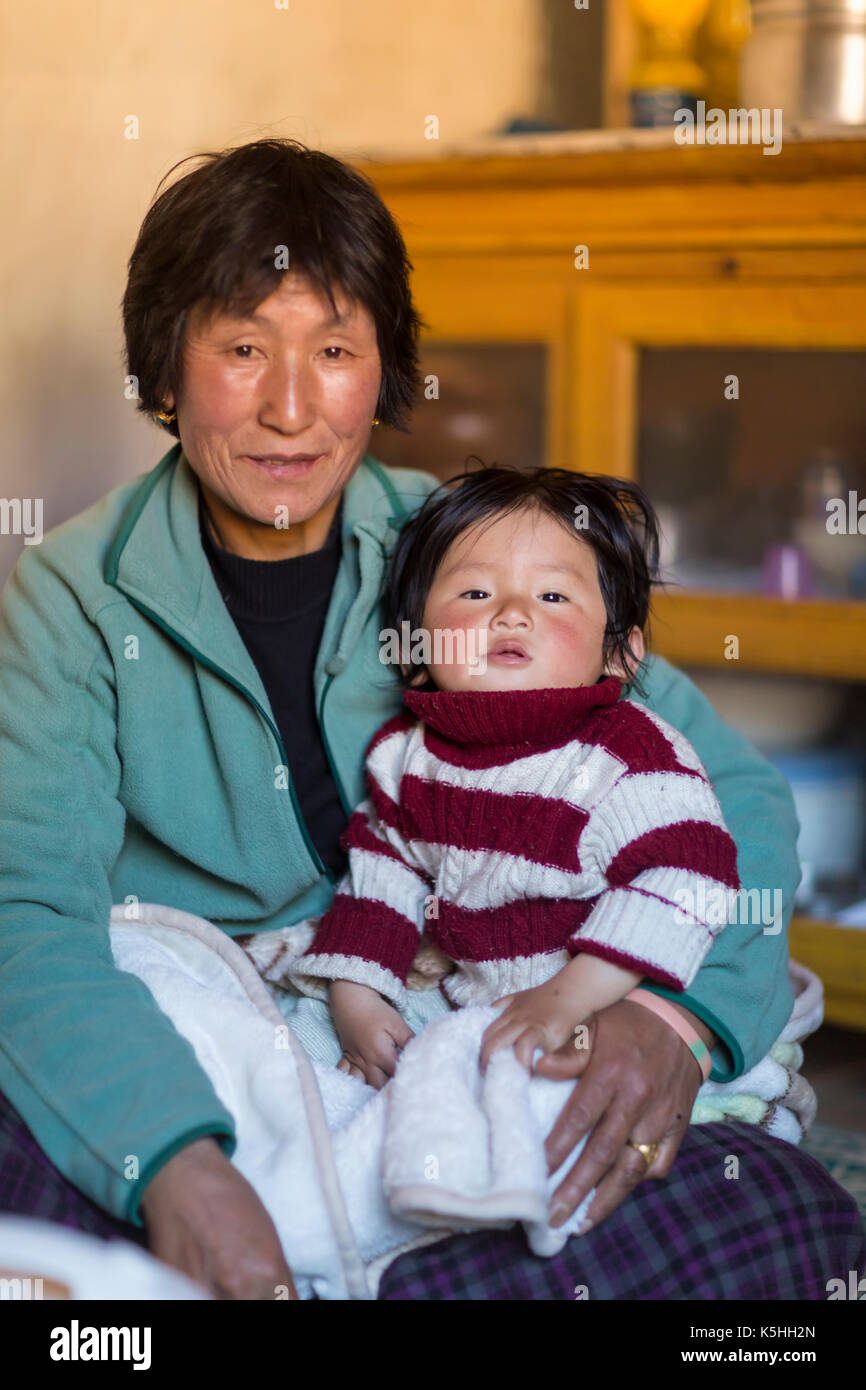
[292,677,741,1011]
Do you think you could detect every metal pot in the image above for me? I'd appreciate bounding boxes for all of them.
[740,0,866,123]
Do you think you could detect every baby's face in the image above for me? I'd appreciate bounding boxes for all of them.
[419,507,643,693]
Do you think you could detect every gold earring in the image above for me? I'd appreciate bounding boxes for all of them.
[372,416,380,428]
[156,403,177,425]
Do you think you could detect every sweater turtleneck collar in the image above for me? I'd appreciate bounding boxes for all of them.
[403,676,623,748]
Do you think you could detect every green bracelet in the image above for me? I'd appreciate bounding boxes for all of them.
[689,1038,711,1080]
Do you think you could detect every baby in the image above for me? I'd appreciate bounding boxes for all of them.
[289,465,740,1089]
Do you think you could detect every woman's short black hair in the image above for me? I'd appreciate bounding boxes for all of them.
[384,463,663,698]
[122,138,422,437]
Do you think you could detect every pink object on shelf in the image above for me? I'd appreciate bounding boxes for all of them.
[761,543,814,599]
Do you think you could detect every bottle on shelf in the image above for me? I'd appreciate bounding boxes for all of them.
[697,0,752,112]
[627,0,712,127]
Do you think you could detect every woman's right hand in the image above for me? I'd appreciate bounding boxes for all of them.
[140,1136,299,1300]
[330,978,414,1089]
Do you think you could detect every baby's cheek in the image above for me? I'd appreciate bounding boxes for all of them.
[563,638,603,683]
[551,614,598,661]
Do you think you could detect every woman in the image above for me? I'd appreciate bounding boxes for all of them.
[0,139,861,1301]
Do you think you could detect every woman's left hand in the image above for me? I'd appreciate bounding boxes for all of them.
[531,997,710,1231]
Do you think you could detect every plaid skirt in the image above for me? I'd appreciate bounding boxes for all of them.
[1,1090,862,1300]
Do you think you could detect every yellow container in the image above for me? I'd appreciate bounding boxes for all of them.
[699,0,753,110]
[628,0,712,124]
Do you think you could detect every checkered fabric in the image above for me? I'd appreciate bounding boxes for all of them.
[1,1091,862,1300]
[377,1121,866,1300]
[0,1090,149,1247]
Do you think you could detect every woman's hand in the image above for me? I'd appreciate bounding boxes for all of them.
[331,978,414,1090]
[140,1137,299,1300]
[532,998,713,1231]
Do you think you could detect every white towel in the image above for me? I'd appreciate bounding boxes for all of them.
[109,904,594,1299]
[384,1004,593,1255]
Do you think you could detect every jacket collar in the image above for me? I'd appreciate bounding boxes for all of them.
[104,444,409,697]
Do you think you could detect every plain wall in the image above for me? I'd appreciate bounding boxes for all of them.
[0,0,546,583]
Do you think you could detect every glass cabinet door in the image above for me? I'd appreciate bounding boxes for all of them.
[637,347,866,599]
[574,284,866,597]
[572,282,866,678]
[371,267,568,481]
[372,342,547,483]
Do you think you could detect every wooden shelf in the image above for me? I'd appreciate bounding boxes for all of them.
[364,139,866,258]
[650,592,866,680]
[364,135,866,194]
[789,917,866,1031]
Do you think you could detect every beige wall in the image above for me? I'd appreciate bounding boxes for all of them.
[0,0,542,582]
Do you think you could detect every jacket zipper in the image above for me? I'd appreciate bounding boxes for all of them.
[318,672,351,818]
[120,595,336,885]
[314,459,411,822]
[105,449,410,887]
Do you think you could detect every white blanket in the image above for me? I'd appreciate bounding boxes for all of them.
[109,903,822,1299]
[109,903,593,1300]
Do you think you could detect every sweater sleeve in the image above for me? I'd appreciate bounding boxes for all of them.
[289,717,432,1009]
[570,721,740,992]
[0,547,236,1226]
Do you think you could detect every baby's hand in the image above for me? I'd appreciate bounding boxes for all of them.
[479,975,585,1075]
[329,979,414,1090]
[479,955,642,1075]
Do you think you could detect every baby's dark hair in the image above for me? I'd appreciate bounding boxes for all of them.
[384,463,662,699]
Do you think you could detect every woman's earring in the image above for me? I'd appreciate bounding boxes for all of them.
[372,416,380,428]
[156,402,177,425]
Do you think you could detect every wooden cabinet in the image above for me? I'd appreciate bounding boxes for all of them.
[364,134,866,1026]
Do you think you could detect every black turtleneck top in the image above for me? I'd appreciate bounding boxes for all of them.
[198,495,348,880]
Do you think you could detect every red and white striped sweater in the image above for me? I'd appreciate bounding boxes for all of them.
[292,677,741,1011]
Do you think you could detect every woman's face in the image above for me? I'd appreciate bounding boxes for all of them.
[164,270,382,557]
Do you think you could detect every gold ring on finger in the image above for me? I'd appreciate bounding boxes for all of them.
[627,1140,659,1167]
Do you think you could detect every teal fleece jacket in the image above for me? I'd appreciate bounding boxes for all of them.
[0,445,799,1224]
